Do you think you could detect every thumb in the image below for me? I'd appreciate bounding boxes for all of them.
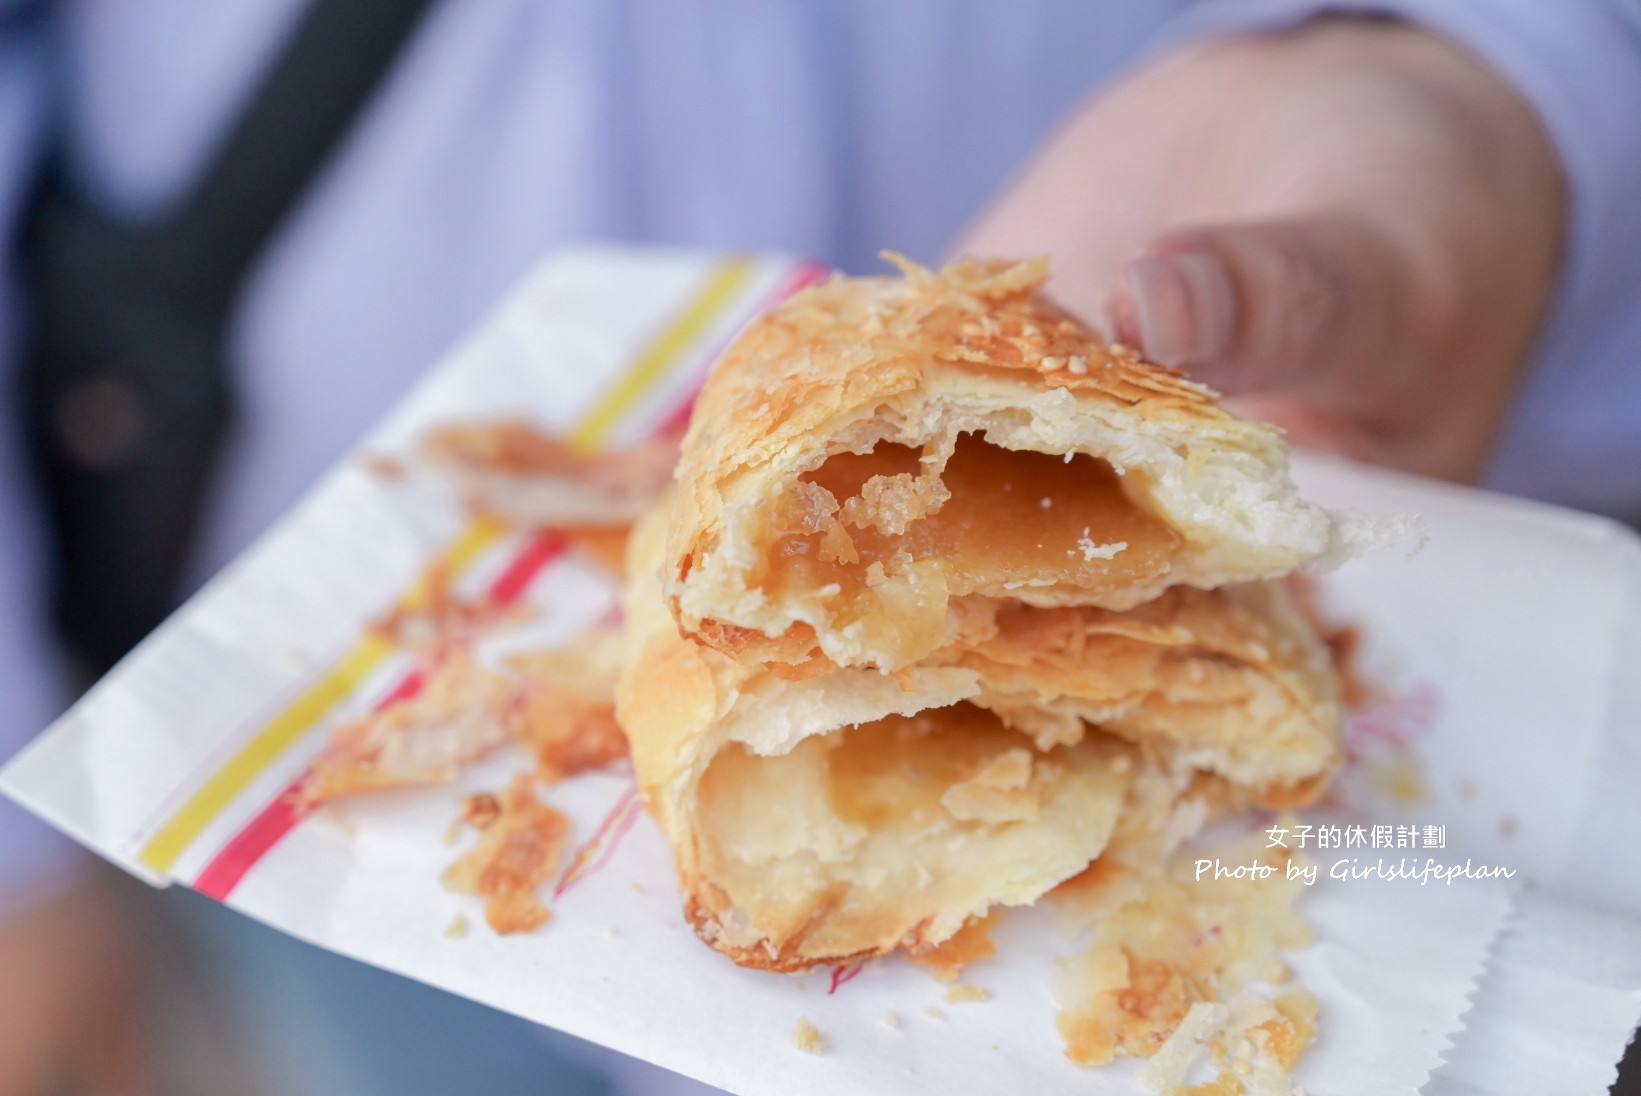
[1109,216,1418,399]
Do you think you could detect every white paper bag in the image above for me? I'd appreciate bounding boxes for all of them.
[5,248,1639,1095]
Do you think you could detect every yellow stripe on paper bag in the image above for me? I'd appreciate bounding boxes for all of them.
[565,256,755,452]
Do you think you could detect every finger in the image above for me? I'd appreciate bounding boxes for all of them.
[1110,215,1418,401]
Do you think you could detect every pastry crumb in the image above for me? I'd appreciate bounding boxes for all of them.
[791,1016,827,1055]
[506,642,630,783]
[881,1010,901,1029]
[444,913,469,939]
[1074,528,1127,561]
[460,792,503,830]
[358,452,407,480]
[943,983,991,1004]
[908,914,997,983]
[924,1007,948,1022]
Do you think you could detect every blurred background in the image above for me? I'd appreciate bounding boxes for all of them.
[1,1,1637,1093]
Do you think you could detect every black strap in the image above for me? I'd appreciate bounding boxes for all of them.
[161,0,441,310]
[18,0,437,673]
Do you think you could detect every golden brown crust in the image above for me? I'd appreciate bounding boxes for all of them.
[673,255,1223,506]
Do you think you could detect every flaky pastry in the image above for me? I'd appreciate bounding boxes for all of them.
[664,254,1403,670]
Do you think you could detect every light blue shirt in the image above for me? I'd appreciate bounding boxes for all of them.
[2,0,1638,894]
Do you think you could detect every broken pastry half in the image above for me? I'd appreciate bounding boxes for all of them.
[664,254,1401,671]
[616,507,1339,972]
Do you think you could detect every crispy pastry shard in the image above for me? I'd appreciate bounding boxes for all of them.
[305,639,634,803]
[442,774,569,934]
[508,636,630,782]
[421,419,678,527]
[664,254,1406,670]
[908,914,998,983]
[303,652,515,802]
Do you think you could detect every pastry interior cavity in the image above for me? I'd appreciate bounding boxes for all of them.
[750,432,1183,668]
[693,702,1130,965]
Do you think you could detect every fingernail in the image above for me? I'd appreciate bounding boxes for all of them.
[1124,250,1236,366]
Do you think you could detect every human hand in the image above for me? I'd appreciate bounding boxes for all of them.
[955,17,1564,481]
[0,870,154,1096]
